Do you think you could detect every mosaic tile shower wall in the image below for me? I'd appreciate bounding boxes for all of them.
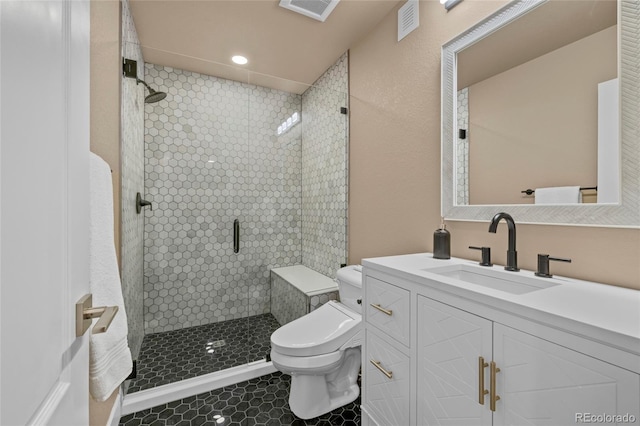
[120,0,145,359]
[143,65,303,333]
[301,53,349,278]
[457,87,469,205]
[270,273,308,326]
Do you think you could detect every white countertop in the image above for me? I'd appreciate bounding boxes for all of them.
[362,253,640,356]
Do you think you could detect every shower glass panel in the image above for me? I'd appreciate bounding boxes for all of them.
[122,56,348,394]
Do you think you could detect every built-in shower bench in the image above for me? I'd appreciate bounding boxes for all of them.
[270,265,339,326]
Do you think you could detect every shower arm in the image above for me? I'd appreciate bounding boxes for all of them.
[136,78,152,91]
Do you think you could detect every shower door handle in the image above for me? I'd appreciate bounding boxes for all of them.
[233,219,240,253]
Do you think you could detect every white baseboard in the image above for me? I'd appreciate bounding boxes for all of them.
[120,361,277,416]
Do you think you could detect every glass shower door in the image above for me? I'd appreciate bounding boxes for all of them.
[127,67,258,392]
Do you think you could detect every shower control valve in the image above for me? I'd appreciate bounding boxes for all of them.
[136,192,153,214]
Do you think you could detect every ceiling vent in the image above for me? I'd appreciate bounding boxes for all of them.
[398,0,419,41]
[279,0,341,22]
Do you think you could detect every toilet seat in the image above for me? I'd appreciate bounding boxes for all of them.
[270,301,361,357]
[270,348,344,374]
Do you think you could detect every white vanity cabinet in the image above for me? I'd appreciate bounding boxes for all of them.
[360,255,640,426]
[417,296,639,426]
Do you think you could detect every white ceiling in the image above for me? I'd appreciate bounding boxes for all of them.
[129,0,402,93]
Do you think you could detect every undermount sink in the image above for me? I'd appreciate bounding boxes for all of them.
[424,264,561,295]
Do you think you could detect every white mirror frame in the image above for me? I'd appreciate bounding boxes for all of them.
[441,0,640,227]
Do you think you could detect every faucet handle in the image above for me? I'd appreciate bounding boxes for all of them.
[535,254,571,278]
[469,246,493,267]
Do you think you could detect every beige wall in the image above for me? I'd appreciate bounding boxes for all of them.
[89,1,122,424]
[469,26,616,204]
[90,0,121,264]
[348,0,640,290]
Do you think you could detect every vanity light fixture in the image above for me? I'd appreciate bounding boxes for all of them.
[441,0,463,11]
[231,55,248,65]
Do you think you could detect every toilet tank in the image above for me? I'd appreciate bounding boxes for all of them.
[336,265,363,313]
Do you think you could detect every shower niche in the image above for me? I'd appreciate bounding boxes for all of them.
[120,51,349,396]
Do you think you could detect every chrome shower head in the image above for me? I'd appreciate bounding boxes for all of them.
[137,78,167,104]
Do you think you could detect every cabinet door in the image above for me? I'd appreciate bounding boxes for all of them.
[493,324,640,426]
[417,296,493,426]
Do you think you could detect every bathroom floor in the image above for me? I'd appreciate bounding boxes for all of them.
[119,371,360,425]
[127,313,281,393]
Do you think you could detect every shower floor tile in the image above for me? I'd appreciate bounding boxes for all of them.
[120,371,360,426]
[127,313,281,393]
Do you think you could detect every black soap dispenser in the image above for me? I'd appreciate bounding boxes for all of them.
[433,218,451,260]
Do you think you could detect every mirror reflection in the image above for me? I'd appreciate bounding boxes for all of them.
[455,0,617,205]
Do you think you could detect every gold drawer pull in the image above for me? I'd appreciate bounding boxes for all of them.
[370,359,393,379]
[490,361,501,412]
[370,303,393,316]
[478,356,489,405]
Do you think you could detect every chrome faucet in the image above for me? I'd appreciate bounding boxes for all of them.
[488,212,519,271]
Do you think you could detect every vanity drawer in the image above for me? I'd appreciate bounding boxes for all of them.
[364,329,411,426]
[365,277,411,347]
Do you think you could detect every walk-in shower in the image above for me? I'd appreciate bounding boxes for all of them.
[120,39,349,403]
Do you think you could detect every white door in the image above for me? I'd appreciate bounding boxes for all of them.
[1,0,91,424]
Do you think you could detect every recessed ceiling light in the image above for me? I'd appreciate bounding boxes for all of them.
[231,55,248,65]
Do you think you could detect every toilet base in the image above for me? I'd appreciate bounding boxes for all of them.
[287,347,361,420]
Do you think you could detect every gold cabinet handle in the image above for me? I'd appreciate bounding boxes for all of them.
[370,359,393,379]
[370,303,393,316]
[490,361,501,412]
[479,356,489,405]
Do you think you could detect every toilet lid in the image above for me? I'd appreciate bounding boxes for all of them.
[271,301,361,357]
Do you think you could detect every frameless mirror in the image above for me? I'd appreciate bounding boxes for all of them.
[441,0,640,226]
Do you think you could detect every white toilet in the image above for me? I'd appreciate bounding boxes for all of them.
[270,265,363,420]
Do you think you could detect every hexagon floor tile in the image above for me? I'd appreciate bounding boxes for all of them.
[127,313,281,393]
[120,371,360,426]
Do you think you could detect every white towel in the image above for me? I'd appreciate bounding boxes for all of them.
[535,186,582,204]
[89,152,132,401]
